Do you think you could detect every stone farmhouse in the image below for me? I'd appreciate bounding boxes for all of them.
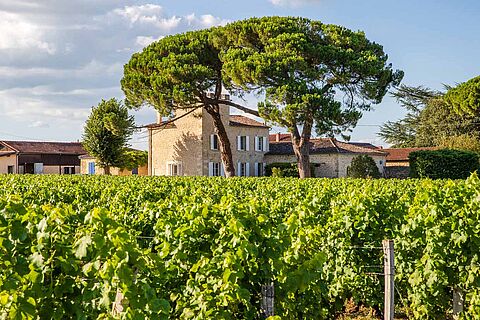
[0,140,85,174]
[148,99,387,177]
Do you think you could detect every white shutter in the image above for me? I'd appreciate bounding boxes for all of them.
[246,136,250,151]
[246,163,250,177]
[263,163,266,176]
[255,136,259,151]
[210,134,215,150]
[208,162,213,176]
[237,162,241,176]
[220,163,225,177]
[237,136,241,151]
[254,162,259,177]
[263,137,268,152]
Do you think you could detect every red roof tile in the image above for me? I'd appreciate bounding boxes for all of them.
[0,141,85,155]
[384,147,438,162]
[269,133,292,142]
[229,115,269,128]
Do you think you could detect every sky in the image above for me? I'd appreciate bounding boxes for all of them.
[0,0,479,149]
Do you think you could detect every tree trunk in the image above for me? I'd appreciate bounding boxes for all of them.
[291,137,311,178]
[104,165,111,175]
[205,106,236,177]
[290,113,314,179]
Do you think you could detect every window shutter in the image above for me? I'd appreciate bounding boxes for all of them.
[254,162,259,177]
[208,162,213,176]
[246,136,250,151]
[255,136,259,151]
[263,162,266,176]
[210,135,215,150]
[237,136,241,151]
[237,162,241,176]
[245,163,250,176]
[263,137,268,152]
[220,163,225,177]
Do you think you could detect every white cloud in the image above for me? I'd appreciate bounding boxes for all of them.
[269,0,321,7]
[0,11,56,54]
[135,35,164,47]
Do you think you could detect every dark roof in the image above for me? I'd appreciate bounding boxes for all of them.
[384,147,438,162]
[0,141,85,155]
[349,142,380,150]
[268,138,387,156]
[229,115,269,128]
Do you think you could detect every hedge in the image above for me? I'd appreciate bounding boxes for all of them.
[409,148,479,179]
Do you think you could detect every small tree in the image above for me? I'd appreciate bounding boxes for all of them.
[347,155,381,178]
[82,98,135,175]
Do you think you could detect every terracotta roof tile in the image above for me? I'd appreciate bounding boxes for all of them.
[384,147,438,162]
[269,133,292,142]
[0,141,85,155]
[229,115,269,128]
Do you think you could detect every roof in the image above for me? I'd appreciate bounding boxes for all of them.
[145,122,177,129]
[269,133,292,142]
[349,142,380,150]
[384,147,438,162]
[268,138,387,156]
[0,141,85,155]
[229,115,269,128]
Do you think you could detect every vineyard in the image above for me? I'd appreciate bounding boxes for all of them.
[1,174,480,319]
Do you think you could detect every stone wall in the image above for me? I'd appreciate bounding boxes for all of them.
[0,154,17,174]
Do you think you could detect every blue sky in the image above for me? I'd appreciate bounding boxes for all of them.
[0,0,478,149]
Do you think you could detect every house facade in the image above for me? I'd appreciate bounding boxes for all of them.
[148,101,387,177]
[79,154,148,176]
[266,134,387,177]
[0,141,85,174]
[148,101,270,176]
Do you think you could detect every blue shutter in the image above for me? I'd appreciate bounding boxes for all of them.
[88,162,95,175]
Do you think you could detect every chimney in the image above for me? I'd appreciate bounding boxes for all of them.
[276,133,281,142]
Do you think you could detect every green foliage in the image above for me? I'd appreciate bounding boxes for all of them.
[409,149,479,179]
[379,79,480,148]
[265,163,317,177]
[265,163,300,177]
[82,98,135,170]
[122,29,219,114]
[215,17,403,135]
[347,155,381,178]
[378,85,441,147]
[445,75,480,117]
[438,134,480,153]
[2,174,480,318]
[120,149,148,170]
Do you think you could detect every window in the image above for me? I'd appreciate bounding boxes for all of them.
[255,136,268,152]
[237,136,249,151]
[237,162,250,177]
[208,162,221,176]
[167,162,182,176]
[88,162,96,175]
[7,165,14,174]
[63,167,75,174]
[210,134,219,150]
[254,162,265,177]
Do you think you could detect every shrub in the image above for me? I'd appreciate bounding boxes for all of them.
[409,149,479,179]
[347,155,381,178]
[265,163,317,177]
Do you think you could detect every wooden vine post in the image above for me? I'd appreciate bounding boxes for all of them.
[383,240,395,320]
[261,283,274,318]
